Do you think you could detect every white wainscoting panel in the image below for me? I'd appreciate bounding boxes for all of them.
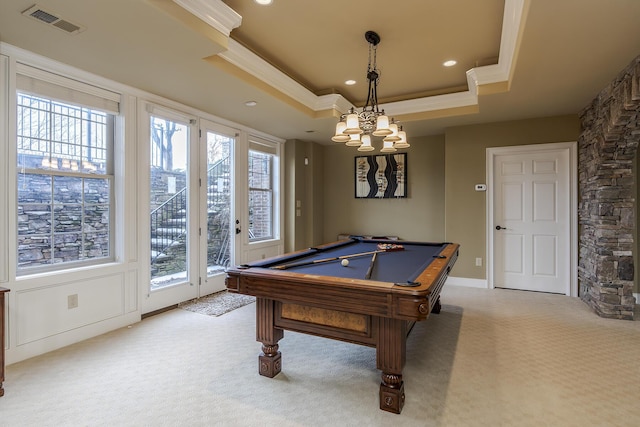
[16,273,126,345]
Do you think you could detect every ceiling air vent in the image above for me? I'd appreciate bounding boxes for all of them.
[22,4,85,34]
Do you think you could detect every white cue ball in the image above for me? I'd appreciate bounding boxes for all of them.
[341,259,349,267]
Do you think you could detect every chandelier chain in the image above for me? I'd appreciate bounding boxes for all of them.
[365,41,379,113]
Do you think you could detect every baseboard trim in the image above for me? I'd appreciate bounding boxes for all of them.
[446,276,488,289]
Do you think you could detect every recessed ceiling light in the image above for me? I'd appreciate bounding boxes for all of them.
[254,0,273,5]
[245,101,257,107]
[443,60,457,67]
[345,80,356,85]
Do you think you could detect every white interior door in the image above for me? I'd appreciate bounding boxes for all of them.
[489,143,576,295]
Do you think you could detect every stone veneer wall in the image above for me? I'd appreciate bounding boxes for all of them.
[578,55,640,320]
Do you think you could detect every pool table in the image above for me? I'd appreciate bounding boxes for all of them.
[225,238,459,414]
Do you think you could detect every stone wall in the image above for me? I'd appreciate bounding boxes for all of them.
[578,55,640,320]
[17,172,110,268]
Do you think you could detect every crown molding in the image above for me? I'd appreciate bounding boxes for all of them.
[172,0,242,36]
[219,38,336,111]
[206,0,527,120]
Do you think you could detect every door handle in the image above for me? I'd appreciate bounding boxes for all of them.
[235,227,241,235]
[495,225,508,230]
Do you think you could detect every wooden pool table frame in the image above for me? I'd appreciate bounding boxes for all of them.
[226,240,459,414]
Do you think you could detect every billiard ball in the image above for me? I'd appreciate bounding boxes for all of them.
[341,259,349,267]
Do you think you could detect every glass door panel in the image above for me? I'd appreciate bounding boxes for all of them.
[149,116,191,290]
[200,120,236,295]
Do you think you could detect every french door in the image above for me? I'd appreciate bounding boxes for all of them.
[141,107,239,313]
[198,119,237,296]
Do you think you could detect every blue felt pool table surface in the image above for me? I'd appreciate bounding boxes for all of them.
[249,238,450,285]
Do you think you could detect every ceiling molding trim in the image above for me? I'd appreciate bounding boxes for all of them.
[217,0,526,121]
[382,90,479,117]
[219,39,332,109]
[379,70,480,117]
[173,0,242,36]
[315,94,354,114]
[468,0,527,90]
[395,104,480,122]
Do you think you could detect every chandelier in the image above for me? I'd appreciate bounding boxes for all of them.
[331,31,409,153]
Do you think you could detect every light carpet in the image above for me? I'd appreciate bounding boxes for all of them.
[1,286,639,426]
[178,290,256,317]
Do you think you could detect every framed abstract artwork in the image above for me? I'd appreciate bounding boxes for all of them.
[355,153,407,198]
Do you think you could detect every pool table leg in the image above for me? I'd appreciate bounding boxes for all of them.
[377,317,407,414]
[256,297,284,378]
[432,297,442,314]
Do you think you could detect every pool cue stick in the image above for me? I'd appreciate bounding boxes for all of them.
[364,251,378,280]
[271,249,384,270]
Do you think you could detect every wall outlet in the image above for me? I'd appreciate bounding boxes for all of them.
[475,257,483,267]
[68,294,78,309]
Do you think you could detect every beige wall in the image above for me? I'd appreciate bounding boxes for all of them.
[444,115,580,279]
[284,139,324,252]
[323,135,446,243]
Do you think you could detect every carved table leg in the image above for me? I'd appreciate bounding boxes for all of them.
[259,344,281,378]
[380,372,405,414]
[256,297,284,378]
[376,317,407,414]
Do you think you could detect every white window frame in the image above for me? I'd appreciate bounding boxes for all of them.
[247,136,281,243]
[248,149,275,242]
[14,64,120,275]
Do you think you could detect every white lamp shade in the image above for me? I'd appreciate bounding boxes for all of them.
[331,121,350,142]
[357,134,374,151]
[380,140,397,153]
[394,130,410,148]
[383,123,401,142]
[345,133,362,147]
[372,114,392,136]
[343,113,363,134]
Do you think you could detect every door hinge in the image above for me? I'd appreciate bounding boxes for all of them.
[199,129,202,138]
[199,227,202,236]
[199,277,202,286]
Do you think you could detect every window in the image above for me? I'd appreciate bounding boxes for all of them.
[248,149,274,241]
[16,92,115,272]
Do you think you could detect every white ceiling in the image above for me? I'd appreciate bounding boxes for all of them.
[1,0,640,145]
